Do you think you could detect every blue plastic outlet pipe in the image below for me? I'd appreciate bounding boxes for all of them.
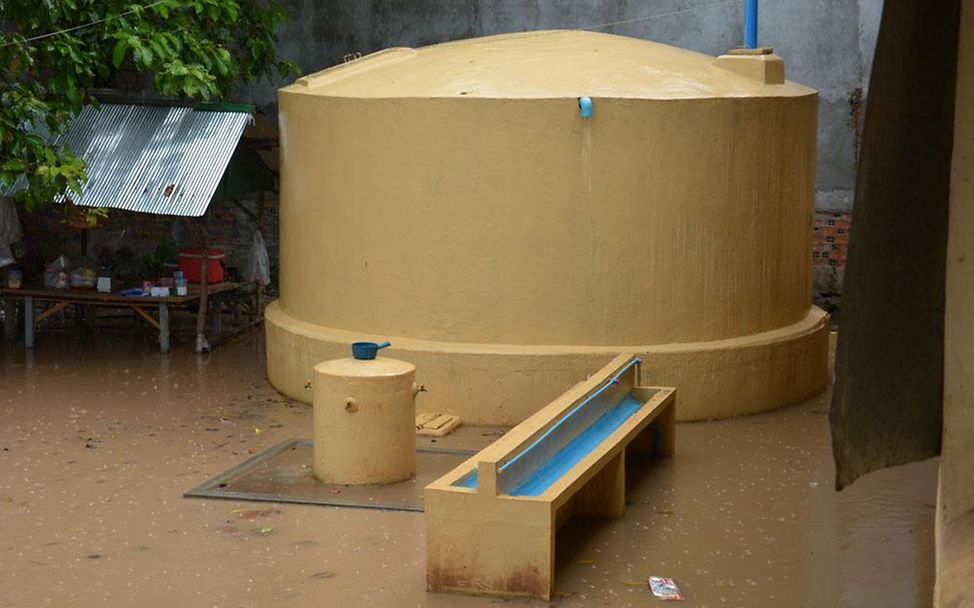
[744,0,758,49]
[578,96,593,118]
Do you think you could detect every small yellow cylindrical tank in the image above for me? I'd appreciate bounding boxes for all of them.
[312,357,417,485]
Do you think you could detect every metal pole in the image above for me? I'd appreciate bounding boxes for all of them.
[24,295,33,348]
[195,245,210,353]
[3,297,15,341]
[744,0,758,49]
[159,302,169,353]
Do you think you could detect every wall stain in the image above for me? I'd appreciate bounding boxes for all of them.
[848,86,865,165]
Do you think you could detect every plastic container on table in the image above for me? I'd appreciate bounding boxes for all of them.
[7,268,22,289]
[177,248,225,284]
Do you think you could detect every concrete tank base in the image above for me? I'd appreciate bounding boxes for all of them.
[266,302,829,424]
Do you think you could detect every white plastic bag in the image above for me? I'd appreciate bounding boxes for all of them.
[44,255,71,289]
[0,245,14,269]
[245,230,270,286]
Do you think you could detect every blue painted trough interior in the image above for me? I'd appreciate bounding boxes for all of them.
[453,360,649,496]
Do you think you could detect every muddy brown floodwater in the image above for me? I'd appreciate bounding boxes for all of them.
[0,329,937,607]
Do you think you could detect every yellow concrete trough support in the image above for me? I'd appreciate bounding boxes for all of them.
[424,355,676,600]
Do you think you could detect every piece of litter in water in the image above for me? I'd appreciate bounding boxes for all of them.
[311,571,336,579]
[577,558,595,565]
[254,428,261,435]
[234,508,281,520]
[648,576,683,600]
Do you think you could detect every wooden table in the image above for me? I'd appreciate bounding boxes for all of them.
[1,283,244,353]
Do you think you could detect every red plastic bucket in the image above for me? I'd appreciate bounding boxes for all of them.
[178,248,225,283]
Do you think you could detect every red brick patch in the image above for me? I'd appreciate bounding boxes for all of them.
[812,211,851,267]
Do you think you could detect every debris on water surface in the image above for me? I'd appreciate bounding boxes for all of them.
[230,508,281,520]
[329,487,342,495]
[253,526,274,536]
[648,576,683,601]
[310,571,336,579]
[577,558,595,565]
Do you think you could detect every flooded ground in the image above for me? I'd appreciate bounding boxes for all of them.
[0,327,937,607]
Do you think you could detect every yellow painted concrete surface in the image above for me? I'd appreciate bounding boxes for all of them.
[312,357,417,484]
[267,302,827,424]
[713,52,786,84]
[939,2,974,605]
[268,31,828,423]
[292,31,811,99]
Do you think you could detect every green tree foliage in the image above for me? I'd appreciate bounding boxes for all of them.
[0,0,298,211]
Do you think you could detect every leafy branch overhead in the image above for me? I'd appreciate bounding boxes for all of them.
[0,0,299,211]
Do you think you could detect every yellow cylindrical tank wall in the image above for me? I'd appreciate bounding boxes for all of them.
[279,96,815,345]
[268,31,830,423]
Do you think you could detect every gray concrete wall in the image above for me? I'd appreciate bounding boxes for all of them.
[242,0,883,214]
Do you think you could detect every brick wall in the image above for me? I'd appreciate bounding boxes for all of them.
[812,210,852,317]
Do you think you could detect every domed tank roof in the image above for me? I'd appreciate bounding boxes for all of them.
[287,30,814,100]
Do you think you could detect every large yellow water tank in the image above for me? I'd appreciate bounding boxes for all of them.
[267,30,829,424]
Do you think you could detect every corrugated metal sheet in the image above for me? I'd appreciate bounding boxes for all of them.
[8,104,251,217]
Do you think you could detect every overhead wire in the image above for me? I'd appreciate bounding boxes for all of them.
[576,0,743,32]
[1,0,171,48]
